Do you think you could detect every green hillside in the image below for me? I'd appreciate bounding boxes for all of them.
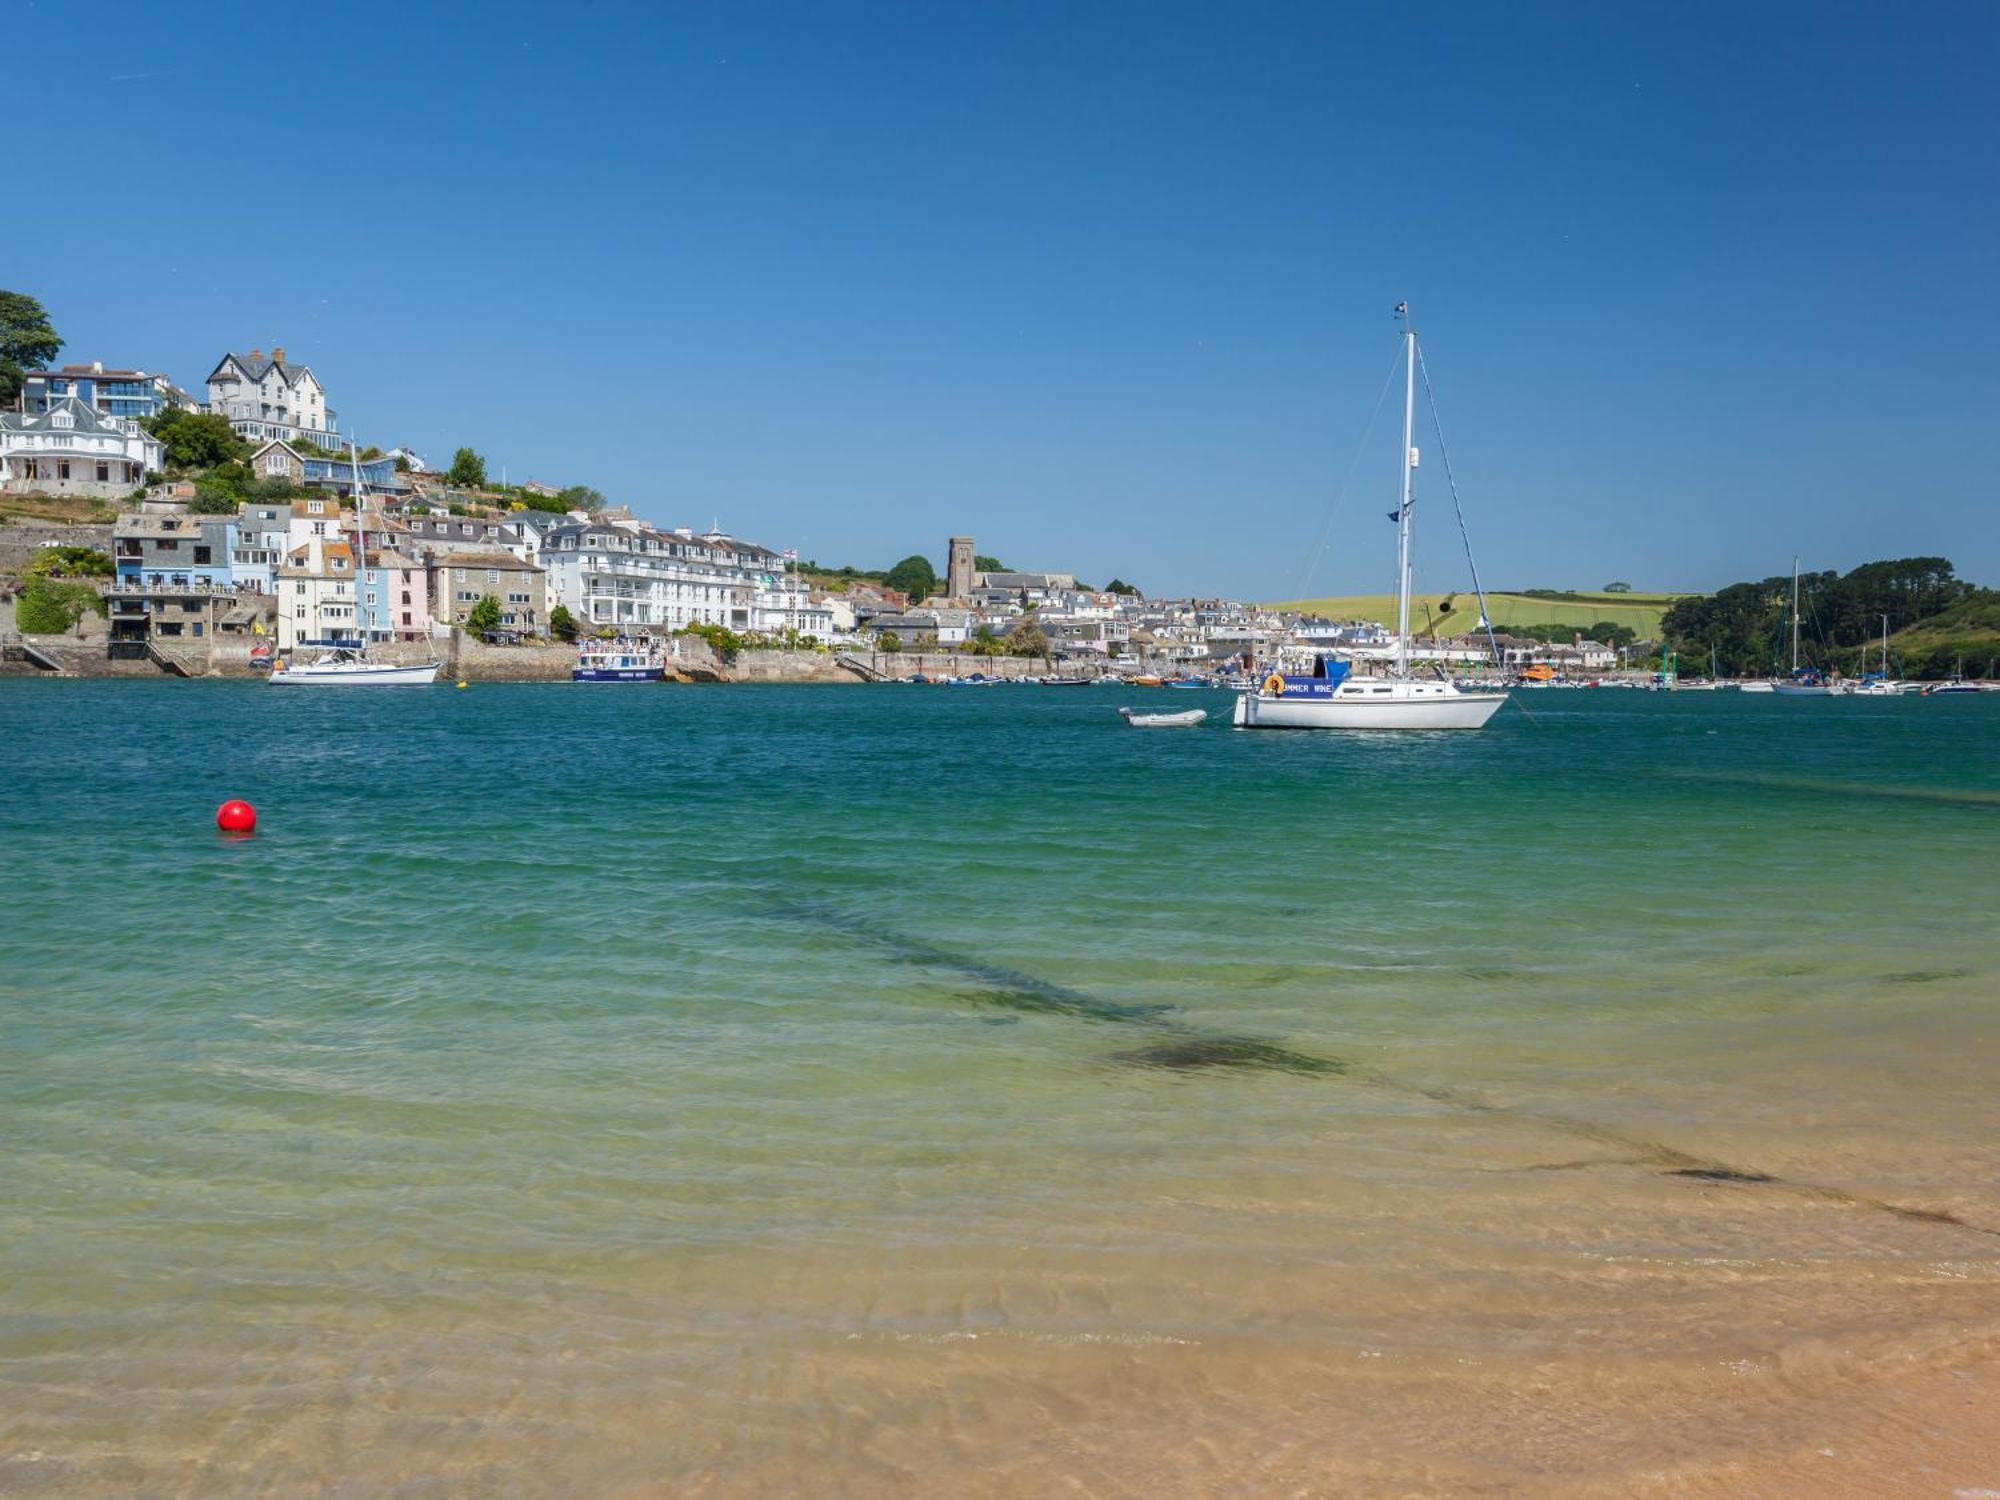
[1265,589,1689,639]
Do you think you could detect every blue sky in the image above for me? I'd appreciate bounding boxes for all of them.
[12,0,1996,599]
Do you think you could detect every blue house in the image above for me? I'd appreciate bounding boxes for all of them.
[21,363,193,422]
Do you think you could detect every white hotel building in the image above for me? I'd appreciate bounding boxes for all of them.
[539,518,832,636]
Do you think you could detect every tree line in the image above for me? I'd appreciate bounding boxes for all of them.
[1661,557,1986,676]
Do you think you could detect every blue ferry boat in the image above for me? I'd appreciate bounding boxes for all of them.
[573,640,667,683]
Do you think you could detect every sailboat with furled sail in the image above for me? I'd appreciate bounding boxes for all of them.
[1234,304,1506,730]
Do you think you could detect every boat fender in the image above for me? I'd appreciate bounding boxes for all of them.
[1262,673,1286,697]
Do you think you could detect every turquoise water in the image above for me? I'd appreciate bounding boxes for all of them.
[3,682,1998,1495]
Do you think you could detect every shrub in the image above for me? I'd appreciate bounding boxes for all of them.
[17,576,105,633]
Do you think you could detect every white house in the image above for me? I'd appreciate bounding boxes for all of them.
[277,534,360,651]
[0,397,164,499]
[206,346,335,447]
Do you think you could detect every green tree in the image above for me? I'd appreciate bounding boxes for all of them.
[555,484,605,510]
[0,290,62,408]
[878,630,902,654]
[16,576,105,633]
[143,409,247,471]
[1003,620,1050,657]
[1604,581,1634,593]
[28,545,113,578]
[448,447,488,488]
[1104,578,1141,596]
[973,554,1005,572]
[548,604,580,642]
[394,453,413,472]
[883,554,938,601]
[465,593,503,634]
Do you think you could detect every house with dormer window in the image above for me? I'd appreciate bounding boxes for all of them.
[205,346,336,448]
[0,397,164,498]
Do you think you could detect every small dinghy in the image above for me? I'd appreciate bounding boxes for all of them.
[1119,707,1207,728]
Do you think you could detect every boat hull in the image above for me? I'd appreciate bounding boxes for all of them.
[1232,688,1506,730]
[572,667,665,683]
[1772,683,1833,696]
[269,662,441,685]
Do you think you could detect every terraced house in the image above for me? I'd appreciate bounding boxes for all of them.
[539,518,830,636]
[431,551,546,637]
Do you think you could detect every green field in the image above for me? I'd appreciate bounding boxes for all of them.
[1264,590,1691,638]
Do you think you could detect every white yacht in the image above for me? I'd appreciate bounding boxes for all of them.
[271,647,440,686]
[1234,305,1505,732]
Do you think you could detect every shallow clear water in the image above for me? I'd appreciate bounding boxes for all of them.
[3,682,1997,1495]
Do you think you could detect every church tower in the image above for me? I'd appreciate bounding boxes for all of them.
[947,535,975,599]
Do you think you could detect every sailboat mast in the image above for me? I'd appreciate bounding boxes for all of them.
[1790,557,1801,672]
[1396,315,1416,678]
[351,434,366,645]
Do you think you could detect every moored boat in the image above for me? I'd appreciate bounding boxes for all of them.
[270,647,440,685]
[1234,305,1505,732]
[1119,707,1207,728]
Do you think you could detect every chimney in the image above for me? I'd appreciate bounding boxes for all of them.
[272,345,285,364]
[91,359,104,374]
[249,347,263,363]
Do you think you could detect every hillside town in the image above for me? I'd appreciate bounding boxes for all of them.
[4,336,1630,680]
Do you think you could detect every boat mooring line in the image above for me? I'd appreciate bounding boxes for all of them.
[763,897,1998,1242]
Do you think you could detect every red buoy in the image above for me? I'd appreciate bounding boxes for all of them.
[216,799,257,834]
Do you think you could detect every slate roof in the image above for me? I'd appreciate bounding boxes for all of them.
[207,350,318,387]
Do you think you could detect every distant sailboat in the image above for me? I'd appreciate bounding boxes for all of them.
[1233,306,1506,731]
[1771,558,1832,696]
[1852,614,1903,695]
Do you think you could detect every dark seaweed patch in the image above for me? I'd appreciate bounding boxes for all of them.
[1668,1168,1776,1184]
[1880,969,1973,985]
[1112,1037,1345,1076]
[961,987,1169,1024]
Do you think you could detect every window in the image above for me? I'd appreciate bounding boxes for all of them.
[96,462,110,482]
[194,546,212,564]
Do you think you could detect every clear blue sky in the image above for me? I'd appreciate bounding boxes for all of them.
[13,0,1996,599]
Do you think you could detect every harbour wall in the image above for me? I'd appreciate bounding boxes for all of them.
[2,626,1077,684]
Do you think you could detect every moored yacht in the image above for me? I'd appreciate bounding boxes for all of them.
[270,647,440,685]
[1234,305,1505,732]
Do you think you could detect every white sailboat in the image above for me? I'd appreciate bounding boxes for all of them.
[1852,614,1903,695]
[1770,558,1832,695]
[1234,306,1506,731]
[271,437,441,686]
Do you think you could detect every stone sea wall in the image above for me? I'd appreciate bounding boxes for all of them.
[2,625,1083,684]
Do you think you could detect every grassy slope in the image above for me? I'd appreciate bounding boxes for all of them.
[1883,590,2000,672]
[1263,590,1688,637]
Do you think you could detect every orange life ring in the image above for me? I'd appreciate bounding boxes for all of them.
[1262,672,1286,697]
